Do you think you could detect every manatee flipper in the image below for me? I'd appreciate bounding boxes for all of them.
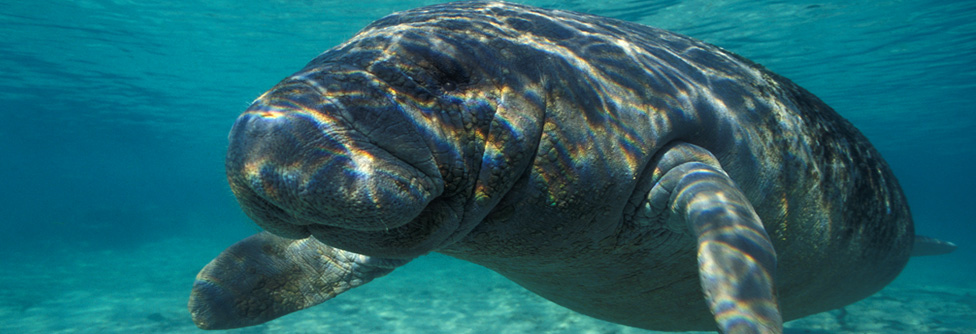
[649,142,782,334]
[911,235,957,256]
[188,232,409,330]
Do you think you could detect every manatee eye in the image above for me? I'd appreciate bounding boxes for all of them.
[442,81,457,92]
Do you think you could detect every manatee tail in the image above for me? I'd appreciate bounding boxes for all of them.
[911,235,957,256]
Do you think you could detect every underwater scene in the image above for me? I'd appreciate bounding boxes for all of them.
[1,0,973,333]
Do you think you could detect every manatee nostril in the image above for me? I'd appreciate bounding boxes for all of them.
[225,77,444,237]
[227,109,319,239]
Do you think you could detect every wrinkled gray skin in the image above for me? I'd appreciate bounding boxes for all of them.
[189,2,955,333]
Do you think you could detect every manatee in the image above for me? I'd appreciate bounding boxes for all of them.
[188,2,956,333]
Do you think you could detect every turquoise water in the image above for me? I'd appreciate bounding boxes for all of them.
[1,0,973,333]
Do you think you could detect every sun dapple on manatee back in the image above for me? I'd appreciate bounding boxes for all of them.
[188,2,956,333]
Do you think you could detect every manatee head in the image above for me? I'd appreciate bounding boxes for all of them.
[225,67,454,259]
[223,5,552,259]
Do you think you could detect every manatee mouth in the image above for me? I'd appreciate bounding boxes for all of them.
[230,172,458,259]
[225,81,449,257]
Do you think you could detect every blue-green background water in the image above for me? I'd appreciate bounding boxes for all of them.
[1,1,973,333]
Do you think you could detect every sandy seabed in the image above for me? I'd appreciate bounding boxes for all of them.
[1,237,972,334]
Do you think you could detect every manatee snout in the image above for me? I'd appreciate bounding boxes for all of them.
[224,80,444,243]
